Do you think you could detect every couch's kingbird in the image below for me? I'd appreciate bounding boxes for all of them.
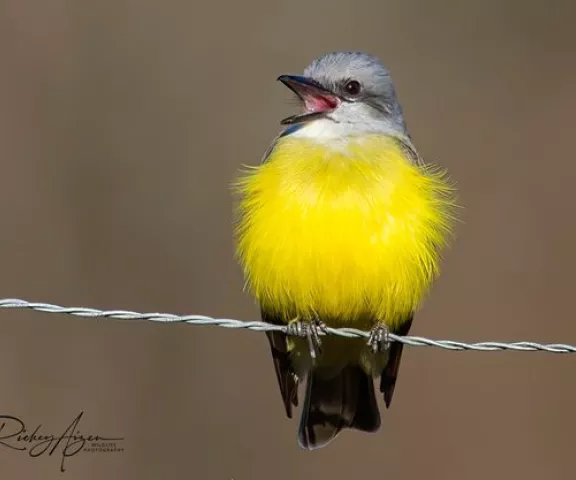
[234,52,456,449]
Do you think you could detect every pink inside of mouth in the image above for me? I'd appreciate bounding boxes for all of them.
[303,94,340,113]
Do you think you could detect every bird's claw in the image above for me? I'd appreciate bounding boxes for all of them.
[368,323,390,353]
[286,316,328,361]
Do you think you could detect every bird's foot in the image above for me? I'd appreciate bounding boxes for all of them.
[368,323,390,353]
[286,316,328,361]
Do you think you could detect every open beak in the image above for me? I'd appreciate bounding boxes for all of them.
[277,75,341,125]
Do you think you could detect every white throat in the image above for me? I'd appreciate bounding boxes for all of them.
[287,116,404,149]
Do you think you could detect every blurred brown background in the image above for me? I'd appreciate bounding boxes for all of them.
[0,0,575,478]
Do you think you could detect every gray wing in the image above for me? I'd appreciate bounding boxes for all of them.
[262,309,300,418]
[380,314,414,407]
[393,133,426,167]
[260,125,303,164]
[258,127,303,417]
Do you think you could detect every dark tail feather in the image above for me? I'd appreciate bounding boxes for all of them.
[298,365,380,450]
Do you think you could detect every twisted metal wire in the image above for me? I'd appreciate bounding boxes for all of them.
[0,298,574,353]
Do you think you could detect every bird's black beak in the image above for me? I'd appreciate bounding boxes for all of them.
[277,75,341,125]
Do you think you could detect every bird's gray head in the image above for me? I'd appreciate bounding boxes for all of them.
[278,52,407,139]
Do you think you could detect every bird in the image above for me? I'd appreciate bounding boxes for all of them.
[233,52,456,450]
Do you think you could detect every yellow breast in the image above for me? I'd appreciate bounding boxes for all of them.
[233,135,455,328]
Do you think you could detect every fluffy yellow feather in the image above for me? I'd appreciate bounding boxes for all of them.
[234,134,455,329]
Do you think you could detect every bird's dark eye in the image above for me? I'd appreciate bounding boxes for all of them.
[344,80,361,96]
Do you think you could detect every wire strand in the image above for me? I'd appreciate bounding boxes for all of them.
[0,298,574,353]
